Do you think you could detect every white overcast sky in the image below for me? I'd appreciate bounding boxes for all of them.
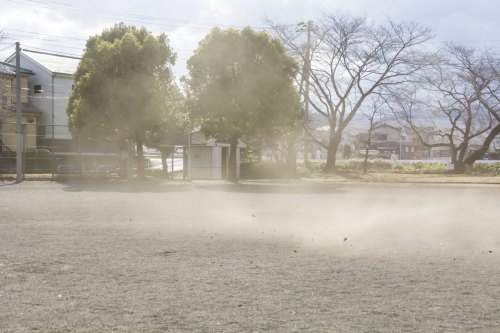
[1,0,500,78]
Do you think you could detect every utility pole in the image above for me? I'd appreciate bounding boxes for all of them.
[303,21,312,163]
[15,42,22,182]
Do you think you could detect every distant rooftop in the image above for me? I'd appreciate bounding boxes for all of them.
[22,50,81,75]
[0,61,35,76]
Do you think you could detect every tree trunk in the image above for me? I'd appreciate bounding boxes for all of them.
[136,138,146,180]
[161,150,168,177]
[450,147,465,174]
[286,140,296,176]
[324,137,340,173]
[228,135,239,183]
[464,123,500,166]
[363,122,374,174]
[257,149,262,162]
[363,147,370,174]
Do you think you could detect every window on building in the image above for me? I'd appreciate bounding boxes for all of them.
[405,146,409,153]
[1,96,7,109]
[28,118,34,124]
[36,124,46,137]
[34,85,42,93]
[375,133,387,141]
[411,146,415,152]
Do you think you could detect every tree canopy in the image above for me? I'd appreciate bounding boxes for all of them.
[391,44,500,173]
[66,23,176,178]
[183,27,302,181]
[267,12,434,172]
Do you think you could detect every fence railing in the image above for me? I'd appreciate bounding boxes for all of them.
[0,123,181,180]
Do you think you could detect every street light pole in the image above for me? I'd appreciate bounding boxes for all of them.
[15,42,22,182]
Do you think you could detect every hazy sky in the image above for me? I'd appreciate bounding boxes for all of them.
[1,0,500,78]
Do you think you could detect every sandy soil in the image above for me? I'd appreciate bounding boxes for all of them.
[1,180,499,332]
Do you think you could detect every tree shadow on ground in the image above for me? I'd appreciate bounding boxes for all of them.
[60,180,195,193]
[200,182,347,195]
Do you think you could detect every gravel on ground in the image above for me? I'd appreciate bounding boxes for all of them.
[1,180,499,332]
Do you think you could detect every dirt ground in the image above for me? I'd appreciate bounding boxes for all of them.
[1,179,499,332]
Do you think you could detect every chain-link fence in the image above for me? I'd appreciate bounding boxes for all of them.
[1,124,244,180]
[0,123,130,179]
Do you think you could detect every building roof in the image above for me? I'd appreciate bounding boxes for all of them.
[0,61,35,76]
[8,103,43,115]
[21,50,80,75]
[372,123,401,131]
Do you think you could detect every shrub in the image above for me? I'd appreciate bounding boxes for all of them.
[385,162,448,174]
[295,161,326,177]
[240,162,294,179]
[468,163,500,175]
[34,149,52,171]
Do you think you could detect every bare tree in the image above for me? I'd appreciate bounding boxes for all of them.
[361,99,387,173]
[390,44,500,173]
[266,12,434,172]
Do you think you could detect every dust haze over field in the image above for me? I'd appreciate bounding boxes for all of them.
[1,180,499,332]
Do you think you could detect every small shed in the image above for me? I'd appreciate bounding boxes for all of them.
[168,132,247,180]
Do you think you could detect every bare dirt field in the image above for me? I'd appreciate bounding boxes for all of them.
[1,179,499,332]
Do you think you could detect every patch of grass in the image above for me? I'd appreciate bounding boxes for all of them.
[241,162,296,179]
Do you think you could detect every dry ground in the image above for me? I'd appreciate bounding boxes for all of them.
[1,179,499,332]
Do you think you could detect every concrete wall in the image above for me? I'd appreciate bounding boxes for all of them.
[189,146,221,180]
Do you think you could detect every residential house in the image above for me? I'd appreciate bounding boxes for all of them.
[0,61,42,169]
[353,123,423,159]
[4,50,120,172]
[5,50,79,149]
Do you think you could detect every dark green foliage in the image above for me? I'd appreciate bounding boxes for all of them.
[34,149,51,171]
[66,23,177,179]
[343,144,352,159]
[240,162,296,179]
[184,27,302,181]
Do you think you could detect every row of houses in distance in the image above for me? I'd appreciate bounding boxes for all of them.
[303,121,500,162]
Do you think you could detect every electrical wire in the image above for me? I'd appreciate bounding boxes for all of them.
[8,0,269,30]
[7,0,269,31]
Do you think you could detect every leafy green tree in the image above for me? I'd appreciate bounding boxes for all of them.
[183,27,302,182]
[66,23,176,179]
[145,84,190,176]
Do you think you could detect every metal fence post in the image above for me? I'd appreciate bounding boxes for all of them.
[187,132,191,181]
[104,140,107,178]
[171,140,174,179]
[51,124,55,180]
[78,135,82,179]
[22,124,26,180]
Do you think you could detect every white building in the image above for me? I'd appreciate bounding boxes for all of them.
[5,50,79,144]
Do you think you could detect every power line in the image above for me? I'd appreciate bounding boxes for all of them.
[28,0,268,29]
[1,28,87,40]
[7,0,269,31]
